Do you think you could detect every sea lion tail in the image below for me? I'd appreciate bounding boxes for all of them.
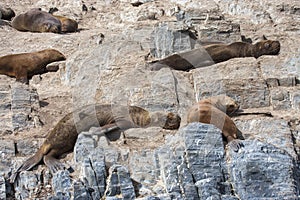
[9,151,44,183]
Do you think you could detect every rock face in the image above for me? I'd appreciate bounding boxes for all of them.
[0,0,300,199]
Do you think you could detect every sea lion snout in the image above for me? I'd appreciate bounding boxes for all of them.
[256,40,281,57]
[163,113,181,129]
[50,24,61,33]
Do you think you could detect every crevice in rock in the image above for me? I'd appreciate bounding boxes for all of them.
[170,70,180,105]
[14,141,18,156]
[288,119,300,161]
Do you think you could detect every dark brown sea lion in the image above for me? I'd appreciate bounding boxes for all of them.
[52,15,78,33]
[10,104,181,182]
[12,9,62,33]
[187,95,244,150]
[0,49,66,83]
[0,6,15,20]
[148,39,280,71]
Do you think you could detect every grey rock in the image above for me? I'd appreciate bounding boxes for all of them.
[194,20,241,44]
[105,165,136,199]
[270,87,300,111]
[150,22,195,58]
[128,148,161,187]
[51,170,72,200]
[10,83,40,131]
[14,170,42,200]
[192,59,270,109]
[289,119,300,157]
[270,88,291,110]
[46,60,66,72]
[156,123,238,199]
[15,138,43,156]
[227,140,299,199]
[216,0,273,24]
[260,56,299,87]
[235,117,297,159]
[73,181,93,200]
[0,176,5,200]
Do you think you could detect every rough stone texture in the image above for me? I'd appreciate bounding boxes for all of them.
[192,58,271,109]
[0,0,300,199]
[0,80,41,134]
[150,22,195,58]
[227,140,299,199]
[0,176,5,200]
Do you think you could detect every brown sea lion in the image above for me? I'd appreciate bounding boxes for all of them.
[148,39,280,71]
[187,95,244,150]
[12,9,62,33]
[10,104,181,182]
[0,49,66,83]
[52,15,78,33]
[48,7,78,33]
[0,6,15,20]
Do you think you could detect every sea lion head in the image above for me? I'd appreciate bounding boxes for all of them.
[45,49,66,60]
[254,40,280,58]
[0,7,15,20]
[150,111,181,129]
[41,22,61,33]
[204,95,240,115]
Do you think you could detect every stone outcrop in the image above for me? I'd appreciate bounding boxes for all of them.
[0,0,299,199]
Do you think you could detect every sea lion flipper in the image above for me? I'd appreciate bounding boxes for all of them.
[15,68,28,83]
[43,154,65,174]
[9,153,43,183]
[228,139,244,152]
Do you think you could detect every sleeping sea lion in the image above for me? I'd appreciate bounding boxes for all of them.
[10,104,181,182]
[187,95,244,150]
[12,9,62,33]
[52,15,78,33]
[148,39,280,71]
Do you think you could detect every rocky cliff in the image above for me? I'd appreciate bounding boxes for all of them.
[0,0,299,199]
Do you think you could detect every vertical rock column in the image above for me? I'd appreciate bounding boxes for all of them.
[0,83,12,134]
[157,123,238,199]
[11,82,40,131]
[227,140,299,199]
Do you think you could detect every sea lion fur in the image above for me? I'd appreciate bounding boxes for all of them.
[10,104,181,182]
[149,39,280,71]
[12,9,62,33]
[0,49,66,83]
[187,95,244,150]
[53,15,78,33]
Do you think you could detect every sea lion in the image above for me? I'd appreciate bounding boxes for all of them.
[148,39,280,71]
[0,49,66,83]
[48,7,78,33]
[12,9,62,33]
[187,95,244,150]
[0,6,15,20]
[10,104,181,182]
[205,39,280,63]
[52,15,78,33]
